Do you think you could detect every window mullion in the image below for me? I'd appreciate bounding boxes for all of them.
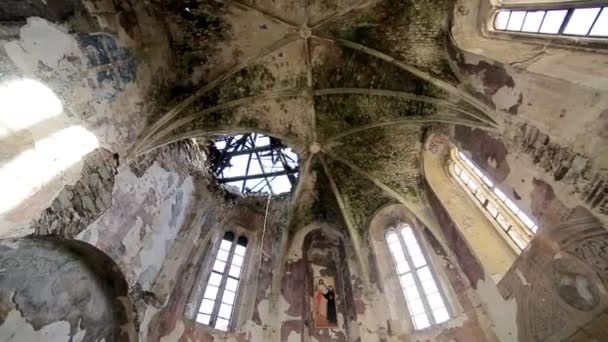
[505,11,513,30]
[587,7,602,36]
[397,231,436,325]
[211,240,237,327]
[558,9,574,34]
[538,11,547,33]
[520,11,529,32]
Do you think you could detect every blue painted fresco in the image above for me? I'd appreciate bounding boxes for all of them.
[78,33,137,98]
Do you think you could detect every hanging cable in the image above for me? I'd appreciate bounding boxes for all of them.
[259,192,273,270]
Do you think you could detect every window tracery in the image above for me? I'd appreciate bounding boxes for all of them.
[493,5,607,38]
[386,224,450,330]
[449,147,537,250]
[196,231,248,331]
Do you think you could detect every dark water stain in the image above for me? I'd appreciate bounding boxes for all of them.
[454,126,510,183]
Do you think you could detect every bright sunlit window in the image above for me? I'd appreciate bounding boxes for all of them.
[494,6,608,37]
[449,147,537,250]
[207,133,299,195]
[386,224,450,330]
[197,232,248,331]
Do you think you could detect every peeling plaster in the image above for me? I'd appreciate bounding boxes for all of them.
[159,319,184,342]
[0,309,73,342]
[4,17,78,74]
[476,278,518,342]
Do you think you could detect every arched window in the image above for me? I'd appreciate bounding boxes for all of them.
[449,147,537,251]
[196,232,248,331]
[493,5,607,38]
[386,224,450,330]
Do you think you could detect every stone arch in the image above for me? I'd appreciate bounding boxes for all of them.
[367,203,463,336]
[422,131,514,285]
[135,124,308,158]
[279,223,360,341]
[0,236,137,342]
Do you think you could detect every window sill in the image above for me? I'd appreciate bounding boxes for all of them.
[481,26,608,51]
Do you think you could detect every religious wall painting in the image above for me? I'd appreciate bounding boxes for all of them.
[314,276,338,328]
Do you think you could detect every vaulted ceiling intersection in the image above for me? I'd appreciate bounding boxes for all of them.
[132,0,500,268]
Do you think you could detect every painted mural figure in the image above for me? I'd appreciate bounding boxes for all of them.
[323,286,337,324]
[314,277,338,328]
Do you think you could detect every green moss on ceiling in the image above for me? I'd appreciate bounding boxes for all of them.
[312,47,425,91]
[327,125,425,203]
[164,1,231,80]
[325,157,396,237]
[318,0,455,75]
[289,160,348,233]
[314,94,437,139]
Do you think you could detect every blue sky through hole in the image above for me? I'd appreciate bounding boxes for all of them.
[213,134,299,195]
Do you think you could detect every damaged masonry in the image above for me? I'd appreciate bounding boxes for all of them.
[0,0,607,341]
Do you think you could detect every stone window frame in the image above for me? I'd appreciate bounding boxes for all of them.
[482,0,608,50]
[447,146,536,253]
[187,225,257,333]
[369,205,461,336]
[385,223,452,330]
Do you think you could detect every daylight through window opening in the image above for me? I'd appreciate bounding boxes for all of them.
[449,147,537,250]
[494,5,608,38]
[196,232,248,331]
[386,224,450,330]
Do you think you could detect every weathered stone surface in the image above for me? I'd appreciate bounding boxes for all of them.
[0,237,135,342]
[0,0,606,341]
[33,148,118,238]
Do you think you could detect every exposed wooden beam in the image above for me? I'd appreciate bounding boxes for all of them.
[219,168,299,183]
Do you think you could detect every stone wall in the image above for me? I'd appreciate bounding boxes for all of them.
[498,208,608,341]
[451,0,608,89]
[423,132,608,342]
[447,39,608,230]
[0,237,135,342]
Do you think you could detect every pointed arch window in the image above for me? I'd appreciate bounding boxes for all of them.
[449,147,537,251]
[386,224,450,330]
[196,232,248,331]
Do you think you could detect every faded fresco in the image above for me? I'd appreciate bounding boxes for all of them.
[313,276,338,328]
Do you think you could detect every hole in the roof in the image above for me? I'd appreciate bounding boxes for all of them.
[204,133,300,195]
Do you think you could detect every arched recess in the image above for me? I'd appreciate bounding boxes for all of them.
[0,237,137,342]
[367,203,465,338]
[183,205,263,331]
[422,132,517,285]
[281,224,360,342]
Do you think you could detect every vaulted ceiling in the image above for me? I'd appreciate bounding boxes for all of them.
[132,0,500,253]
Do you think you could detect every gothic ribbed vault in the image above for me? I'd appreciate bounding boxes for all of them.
[130,0,500,273]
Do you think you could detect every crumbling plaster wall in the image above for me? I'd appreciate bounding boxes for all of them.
[423,133,519,341]
[0,237,136,342]
[446,36,608,229]
[143,195,291,342]
[448,0,608,228]
[364,203,498,342]
[0,4,222,341]
[0,2,175,235]
[451,0,608,89]
[423,132,608,341]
